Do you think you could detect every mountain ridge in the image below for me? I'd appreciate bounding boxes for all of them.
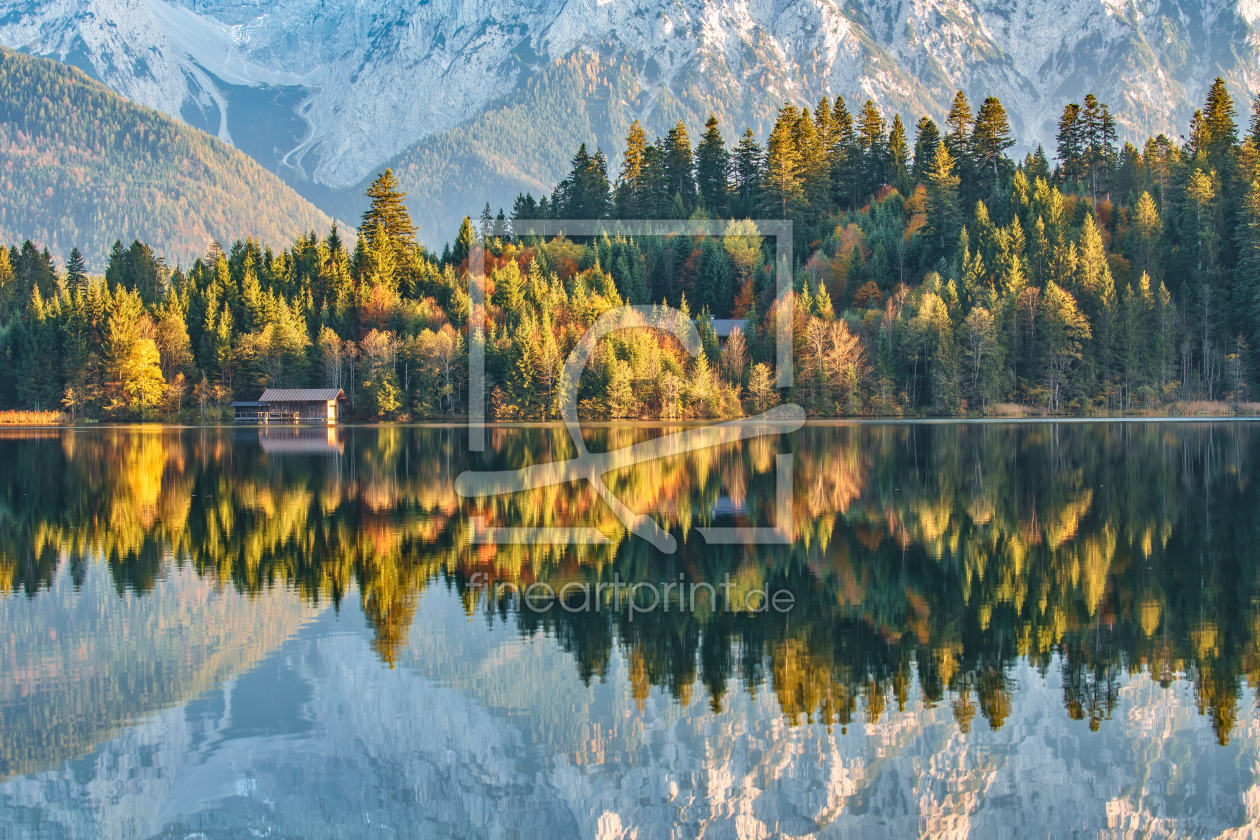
[0,47,335,269]
[3,0,1260,240]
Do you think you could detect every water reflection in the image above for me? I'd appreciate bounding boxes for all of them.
[1,422,1259,768]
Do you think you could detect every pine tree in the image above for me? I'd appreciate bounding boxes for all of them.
[972,96,1015,187]
[857,100,888,197]
[732,129,763,213]
[1080,94,1117,202]
[762,105,802,218]
[479,203,494,243]
[695,115,731,215]
[1199,78,1238,164]
[1057,103,1084,189]
[794,108,830,218]
[452,216,477,266]
[360,168,418,252]
[1132,191,1163,280]
[1039,280,1092,411]
[912,117,942,184]
[65,247,88,295]
[662,121,697,211]
[616,120,649,217]
[944,91,973,165]
[926,142,962,259]
[889,114,911,191]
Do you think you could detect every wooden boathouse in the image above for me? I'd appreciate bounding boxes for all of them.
[232,388,347,423]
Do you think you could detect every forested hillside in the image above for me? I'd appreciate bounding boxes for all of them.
[0,48,332,269]
[1,80,1258,419]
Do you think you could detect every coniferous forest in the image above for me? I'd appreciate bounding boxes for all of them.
[3,79,1260,420]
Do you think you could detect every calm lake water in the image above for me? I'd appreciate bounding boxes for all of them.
[2,422,1259,838]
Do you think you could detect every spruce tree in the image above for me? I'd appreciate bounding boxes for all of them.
[479,203,494,243]
[66,247,88,294]
[452,216,477,266]
[888,114,911,188]
[1080,94,1117,202]
[912,117,942,184]
[794,108,830,218]
[1057,103,1084,188]
[926,142,962,259]
[857,100,888,196]
[762,105,802,219]
[662,121,697,210]
[732,129,763,213]
[616,120,649,217]
[695,115,731,215]
[972,96,1015,185]
[360,168,418,252]
[1200,77,1238,164]
[944,91,973,163]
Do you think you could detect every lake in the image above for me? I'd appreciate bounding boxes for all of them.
[1,422,1259,838]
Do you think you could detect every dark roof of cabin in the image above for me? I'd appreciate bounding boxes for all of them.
[231,401,268,407]
[258,389,346,402]
[709,319,747,338]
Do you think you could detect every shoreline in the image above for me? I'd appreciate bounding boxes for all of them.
[3,415,1259,431]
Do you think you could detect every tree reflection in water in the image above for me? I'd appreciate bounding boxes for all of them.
[1,422,1258,745]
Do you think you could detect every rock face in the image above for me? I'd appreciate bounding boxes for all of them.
[2,0,1259,238]
[2,588,1258,839]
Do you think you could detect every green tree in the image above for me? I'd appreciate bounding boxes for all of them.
[1038,280,1092,411]
[452,216,477,266]
[65,247,88,295]
[926,142,962,259]
[360,168,419,253]
[762,105,802,218]
[972,96,1015,188]
[912,117,941,184]
[695,115,731,215]
[888,114,911,189]
[732,128,763,214]
[662,122,697,211]
[615,120,649,217]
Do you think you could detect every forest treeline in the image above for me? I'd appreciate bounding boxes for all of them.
[2,79,1260,418]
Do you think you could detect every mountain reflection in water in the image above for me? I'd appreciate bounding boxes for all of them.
[1,423,1259,837]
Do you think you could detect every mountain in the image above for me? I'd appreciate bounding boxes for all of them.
[3,0,1260,241]
[0,48,333,270]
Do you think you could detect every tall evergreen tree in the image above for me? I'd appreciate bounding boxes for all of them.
[972,96,1015,186]
[1080,94,1117,202]
[1057,103,1085,189]
[65,247,88,294]
[926,142,962,260]
[762,105,803,219]
[662,121,697,210]
[912,117,942,184]
[856,100,888,197]
[452,216,477,266]
[360,168,418,252]
[695,115,731,215]
[616,120,649,217]
[944,91,973,165]
[1199,77,1239,164]
[888,114,911,189]
[733,128,763,213]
